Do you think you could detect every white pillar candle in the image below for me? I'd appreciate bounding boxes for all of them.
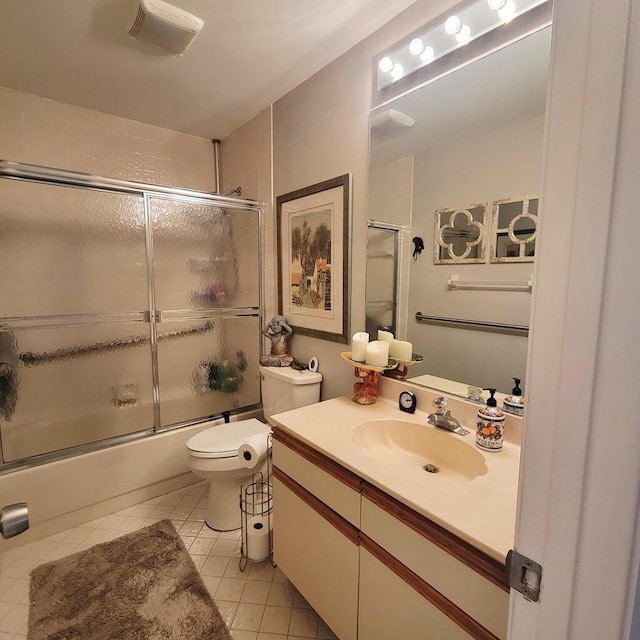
[377,330,394,344]
[351,332,369,362]
[365,340,389,367]
[389,339,413,361]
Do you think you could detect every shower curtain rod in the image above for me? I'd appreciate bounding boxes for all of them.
[18,321,215,367]
[0,159,259,208]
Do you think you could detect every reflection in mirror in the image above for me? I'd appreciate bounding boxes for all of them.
[435,204,487,263]
[491,196,538,262]
[365,222,399,337]
[367,27,551,400]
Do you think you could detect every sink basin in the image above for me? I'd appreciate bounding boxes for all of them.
[352,419,488,480]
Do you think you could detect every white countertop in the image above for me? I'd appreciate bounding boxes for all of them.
[272,395,520,563]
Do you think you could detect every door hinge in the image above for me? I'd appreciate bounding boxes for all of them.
[506,549,542,602]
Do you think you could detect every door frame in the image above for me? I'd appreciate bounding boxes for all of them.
[510,0,639,637]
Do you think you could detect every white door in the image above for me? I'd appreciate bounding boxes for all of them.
[510,0,640,637]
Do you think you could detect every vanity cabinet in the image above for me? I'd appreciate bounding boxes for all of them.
[360,486,509,639]
[272,429,509,640]
[358,547,474,640]
[272,430,361,640]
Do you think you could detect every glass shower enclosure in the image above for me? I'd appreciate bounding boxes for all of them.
[0,161,262,470]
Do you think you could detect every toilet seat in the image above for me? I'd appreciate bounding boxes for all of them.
[186,418,270,459]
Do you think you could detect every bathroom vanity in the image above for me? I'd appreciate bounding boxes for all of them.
[271,383,521,640]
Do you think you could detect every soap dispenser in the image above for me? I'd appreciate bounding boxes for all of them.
[476,388,506,451]
[503,377,524,416]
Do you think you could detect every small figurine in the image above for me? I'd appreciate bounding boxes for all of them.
[260,315,294,367]
[352,368,380,405]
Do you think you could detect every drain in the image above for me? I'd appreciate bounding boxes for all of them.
[423,464,439,473]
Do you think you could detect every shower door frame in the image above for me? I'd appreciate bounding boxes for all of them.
[0,160,264,472]
[365,220,400,337]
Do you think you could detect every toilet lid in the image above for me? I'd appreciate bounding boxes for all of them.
[186,418,271,458]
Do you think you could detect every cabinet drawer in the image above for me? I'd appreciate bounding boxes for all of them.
[359,547,475,640]
[272,432,361,527]
[273,475,359,640]
[361,492,508,639]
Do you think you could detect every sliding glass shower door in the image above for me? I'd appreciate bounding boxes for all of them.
[0,166,261,467]
[147,196,261,428]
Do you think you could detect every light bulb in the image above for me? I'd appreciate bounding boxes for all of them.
[378,56,394,73]
[409,38,425,56]
[420,46,435,63]
[455,25,471,44]
[487,0,507,9]
[391,63,404,80]
[444,15,462,35]
[498,0,516,22]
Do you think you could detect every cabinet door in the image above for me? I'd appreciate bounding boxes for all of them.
[361,495,508,638]
[272,475,358,640]
[359,547,475,640]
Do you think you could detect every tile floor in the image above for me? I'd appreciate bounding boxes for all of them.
[0,481,338,640]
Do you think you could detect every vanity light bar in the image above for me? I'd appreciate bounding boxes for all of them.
[376,0,548,89]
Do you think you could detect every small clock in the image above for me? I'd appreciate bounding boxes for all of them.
[399,390,417,414]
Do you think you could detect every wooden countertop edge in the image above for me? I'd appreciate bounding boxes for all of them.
[272,426,362,492]
[272,466,360,545]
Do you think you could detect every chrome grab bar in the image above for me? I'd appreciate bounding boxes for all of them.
[415,312,529,334]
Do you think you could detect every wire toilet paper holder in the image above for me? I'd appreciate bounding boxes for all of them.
[239,434,274,571]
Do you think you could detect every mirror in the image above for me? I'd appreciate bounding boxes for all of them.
[366,27,551,401]
[365,222,400,337]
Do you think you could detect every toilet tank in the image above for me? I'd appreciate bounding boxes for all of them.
[260,365,322,425]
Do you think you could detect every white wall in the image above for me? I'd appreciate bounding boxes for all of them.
[272,0,454,400]
[510,0,640,637]
[407,115,544,393]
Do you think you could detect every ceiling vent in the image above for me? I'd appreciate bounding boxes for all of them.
[370,109,416,138]
[128,0,204,56]
[370,109,415,131]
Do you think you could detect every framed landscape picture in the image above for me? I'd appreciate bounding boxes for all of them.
[276,174,351,343]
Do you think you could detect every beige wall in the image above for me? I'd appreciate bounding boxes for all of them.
[220,107,275,324]
[272,0,455,400]
[0,86,216,190]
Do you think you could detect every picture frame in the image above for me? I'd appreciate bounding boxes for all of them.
[490,195,538,263]
[277,174,352,343]
[433,203,488,264]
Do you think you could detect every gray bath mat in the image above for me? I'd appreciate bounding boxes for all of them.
[29,518,231,640]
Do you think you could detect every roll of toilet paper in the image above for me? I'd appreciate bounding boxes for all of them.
[308,356,319,372]
[238,434,269,468]
[247,515,272,561]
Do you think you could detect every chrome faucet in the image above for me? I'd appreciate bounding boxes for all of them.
[427,397,470,436]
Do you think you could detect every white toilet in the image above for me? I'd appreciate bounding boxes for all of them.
[259,365,322,426]
[186,365,322,530]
